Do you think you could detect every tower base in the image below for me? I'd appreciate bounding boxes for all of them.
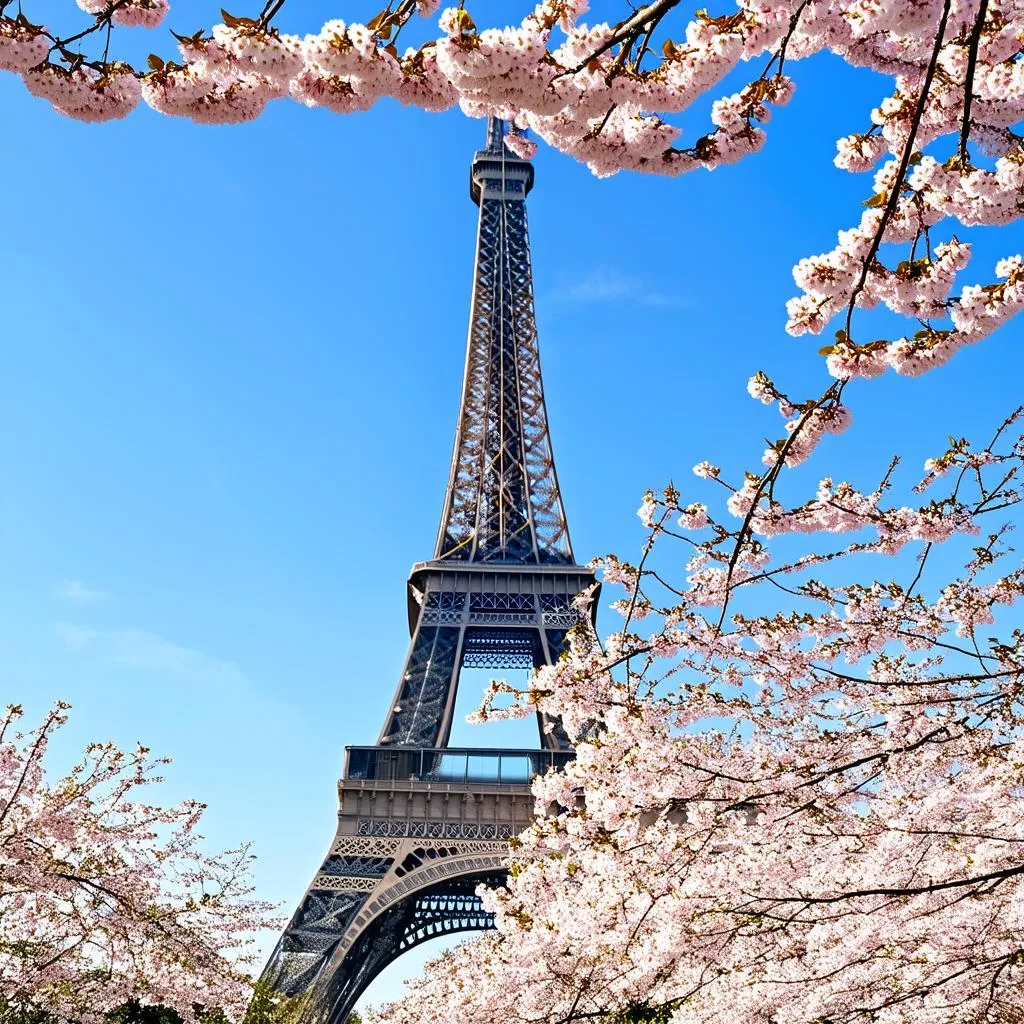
[255,747,567,1024]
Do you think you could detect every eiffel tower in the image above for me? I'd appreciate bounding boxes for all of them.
[256,118,597,1024]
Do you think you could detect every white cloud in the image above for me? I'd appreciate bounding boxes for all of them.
[557,267,692,308]
[56,623,249,694]
[55,622,99,648]
[56,579,108,603]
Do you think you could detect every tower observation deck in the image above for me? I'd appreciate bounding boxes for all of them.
[255,120,598,1024]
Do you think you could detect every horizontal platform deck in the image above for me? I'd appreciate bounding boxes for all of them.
[344,745,573,787]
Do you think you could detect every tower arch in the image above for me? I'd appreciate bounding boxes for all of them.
[310,863,504,1024]
[260,831,511,1024]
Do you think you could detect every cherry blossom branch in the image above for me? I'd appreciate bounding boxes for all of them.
[711,380,844,636]
[46,0,131,56]
[958,0,989,164]
[564,0,681,75]
[842,0,953,342]
[760,862,1024,906]
[0,703,66,831]
[758,0,811,80]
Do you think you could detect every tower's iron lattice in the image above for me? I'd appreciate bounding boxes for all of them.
[255,119,597,1024]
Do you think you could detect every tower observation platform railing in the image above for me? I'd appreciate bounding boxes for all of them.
[344,745,573,787]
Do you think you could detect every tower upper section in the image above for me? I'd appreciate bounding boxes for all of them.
[468,118,535,203]
[435,118,574,566]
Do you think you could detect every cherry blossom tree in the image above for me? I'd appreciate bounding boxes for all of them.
[0,703,279,1024]
[363,387,1024,1024]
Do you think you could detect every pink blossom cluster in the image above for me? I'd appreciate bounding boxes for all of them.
[834,130,888,172]
[917,434,1011,491]
[23,62,142,121]
[426,3,796,177]
[591,552,639,590]
[636,492,660,528]
[0,15,48,72]
[819,251,1024,379]
[787,187,973,329]
[939,573,1023,635]
[951,253,1024,341]
[291,19,455,116]
[677,501,709,529]
[144,28,302,123]
[76,0,169,29]
[745,370,779,405]
[503,130,537,158]
[706,466,983,556]
[762,401,853,467]
[141,19,458,123]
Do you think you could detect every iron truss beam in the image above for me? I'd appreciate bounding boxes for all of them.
[435,122,573,565]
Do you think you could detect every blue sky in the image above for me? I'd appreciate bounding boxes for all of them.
[2,6,1022,1011]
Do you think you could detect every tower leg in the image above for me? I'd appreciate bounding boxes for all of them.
[378,575,589,752]
[378,622,461,748]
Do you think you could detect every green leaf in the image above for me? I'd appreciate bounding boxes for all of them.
[147,53,164,70]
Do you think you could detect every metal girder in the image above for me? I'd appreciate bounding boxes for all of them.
[377,573,589,749]
[436,120,573,565]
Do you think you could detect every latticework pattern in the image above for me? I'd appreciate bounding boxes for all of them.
[435,126,572,565]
